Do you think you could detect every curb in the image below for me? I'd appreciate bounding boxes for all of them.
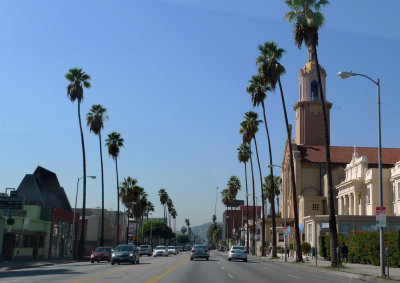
[0,260,77,272]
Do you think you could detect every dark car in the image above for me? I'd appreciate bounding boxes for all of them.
[90,246,112,263]
[111,244,140,265]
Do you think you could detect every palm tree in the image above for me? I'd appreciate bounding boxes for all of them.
[240,111,265,255]
[264,175,282,212]
[65,68,91,259]
[119,177,138,244]
[220,189,231,247]
[144,200,155,222]
[284,0,338,266]
[246,75,276,257]
[238,143,251,253]
[158,189,169,224]
[86,104,108,247]
[105,132,124,245]
[167,198,173,227]
[256,40,303,261]
[181,226,187,235]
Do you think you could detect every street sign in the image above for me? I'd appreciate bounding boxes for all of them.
[283,226,288,235]
[376,206,386,228]
[0,196,23,210]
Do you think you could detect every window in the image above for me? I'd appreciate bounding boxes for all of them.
[308,224,312,243]
[278,233,284,242]
[312,203,319,211]
[311,80,319,101]
[39,236,44,248]
[398,183,400,200]
[366,187,371,204]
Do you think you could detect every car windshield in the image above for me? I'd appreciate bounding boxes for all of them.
[94,248,109,253]
[232,246,245,250]
[194,245,206,249]
[140,246,149,249]
[168,246,175,249]
[155,246,166,249]
[115,245,134,252]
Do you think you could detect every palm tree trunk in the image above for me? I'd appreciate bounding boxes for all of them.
[312,45,338,267]
[99,131,105,247]
[126,211,130,244]
[115,158,120,245]
[278,77,302,262]
[260,102,277,258]
[77,101,87,260]
[249,144,256,255]
[244,162,250,254]
[253,137,266,257]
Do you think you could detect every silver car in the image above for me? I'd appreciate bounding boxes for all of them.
[190,245,209,261]
[227,245,247,262]
[139,245,152,256]
[111,244,140,265]
[153,245,168,257]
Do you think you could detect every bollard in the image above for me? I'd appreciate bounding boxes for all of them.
[336,246,340,271]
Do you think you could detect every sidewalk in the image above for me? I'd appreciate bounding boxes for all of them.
[250,252,400,282]
[0,258,81,271]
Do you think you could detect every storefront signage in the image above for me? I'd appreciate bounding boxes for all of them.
[0,196,23,210]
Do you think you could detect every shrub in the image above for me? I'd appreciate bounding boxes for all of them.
[302,242,311,255]
[318,235,327,259]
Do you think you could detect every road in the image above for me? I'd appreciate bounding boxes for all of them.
[0,251,365,283]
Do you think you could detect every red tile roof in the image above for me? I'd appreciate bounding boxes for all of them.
[297,145,400,166]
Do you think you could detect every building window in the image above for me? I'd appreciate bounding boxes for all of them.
[312,203,319,211]
[278,233,284,242]
[366,187,371,204]
[398,183,400,200]
[311,80,319,101]
[308,224,312,243]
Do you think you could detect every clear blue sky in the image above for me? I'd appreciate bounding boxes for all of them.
[0,0,399,229]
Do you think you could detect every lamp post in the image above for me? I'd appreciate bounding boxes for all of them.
[268,164,288,262]
[338,71,384,276]
[73,175,96,259]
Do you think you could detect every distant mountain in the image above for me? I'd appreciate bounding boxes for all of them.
[191,222,222,241]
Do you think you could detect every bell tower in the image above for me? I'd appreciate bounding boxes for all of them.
[294,48,332,146]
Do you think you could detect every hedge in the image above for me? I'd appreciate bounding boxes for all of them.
[318,231,400,266]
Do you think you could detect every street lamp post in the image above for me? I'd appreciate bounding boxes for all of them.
[73,175,96,259]
[338,71,384,276]
[268,164,288,262]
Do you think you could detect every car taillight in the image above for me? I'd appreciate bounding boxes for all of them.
[205,250,208,253]
[191,249,195,253]
[231,251,234,253]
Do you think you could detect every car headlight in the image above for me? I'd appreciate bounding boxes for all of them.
[129,253,133,256]
[112,253,115,257]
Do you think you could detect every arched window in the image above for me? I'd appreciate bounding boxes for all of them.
[311,80,319,101]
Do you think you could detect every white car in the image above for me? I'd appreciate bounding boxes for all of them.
[153,246,168,257]
[228,245,247,262]
[167,246,177,255]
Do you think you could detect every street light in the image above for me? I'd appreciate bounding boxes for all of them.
[268,164,288,262]
[72,175,96,258]
[338,70,384,276]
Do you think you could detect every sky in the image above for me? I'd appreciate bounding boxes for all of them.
[0,0,399,230]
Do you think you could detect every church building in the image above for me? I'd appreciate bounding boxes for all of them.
[280,48,400,247]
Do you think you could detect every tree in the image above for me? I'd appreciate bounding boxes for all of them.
[221,188,231,248]
[264,175,282,209]
[65,67,91,259]
[256,39,303,261]
[240,111,264,255]
[181,226,187,235]
[284,0,337,266]
[86,104,108,246]
[177,234,190,245]
[166,198,173,227]
[158,189,169,224]
[119,177,138,244]
[207,223,222,245]
[237,143,251,253]
[105,132,124,244]
[143,200,154,221]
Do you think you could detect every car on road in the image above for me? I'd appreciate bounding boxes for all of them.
[167,246,177,255]
[190,245,209,261]
[153,245,168,257]
[111,244,140,265]
[90,246,112,263]
[139,245,152,256]
[227,245,247,262]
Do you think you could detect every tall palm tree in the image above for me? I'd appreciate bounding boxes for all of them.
[86,104,108,247]
[256,40,303,261]
[284,0,338,266]
[220,189,231,247]
[144,200,154,222]
[264,175,282,211]
[246,75,276,257]
[167,198,173,227]
[240,111,265,255]
[65,67,91,259]
[119,177,138,244]
[158,189,169,224]
[105,132,124,245]
[181,226,187,235]
[238,143,251,253]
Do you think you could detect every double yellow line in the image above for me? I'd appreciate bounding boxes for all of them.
[146,257,187,283]
[72,265,136,283]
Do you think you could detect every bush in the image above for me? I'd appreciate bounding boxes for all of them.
[302,242,311,255]
[318,235,327,259]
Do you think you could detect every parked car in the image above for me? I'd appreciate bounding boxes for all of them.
[167,246,177,255]
[139,245,152,256]
[111,244,140,265]
[90,246,112,263]
[190,245,209,261]
[153,245,168,257]
[227,245,247,262]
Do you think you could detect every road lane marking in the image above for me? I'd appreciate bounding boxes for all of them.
[146,257,187,283]
[288,274,302,280]
[221,266,225,270]
[228,274,234,279]
[71,265,136,283]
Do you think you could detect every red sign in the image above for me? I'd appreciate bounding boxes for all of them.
[376,207,386,228]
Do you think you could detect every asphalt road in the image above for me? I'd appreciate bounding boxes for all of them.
[0,251,366,283]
